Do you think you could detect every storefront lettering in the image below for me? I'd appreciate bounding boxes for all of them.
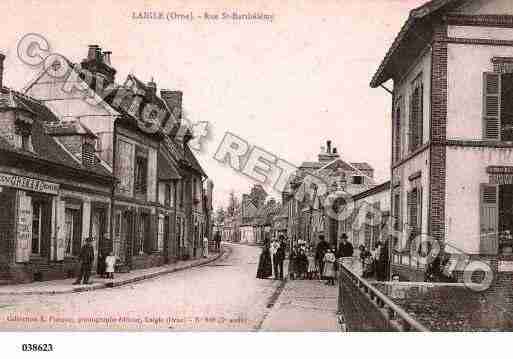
[0,172,59,195]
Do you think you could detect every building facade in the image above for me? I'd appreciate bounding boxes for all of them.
[371,0,513,281]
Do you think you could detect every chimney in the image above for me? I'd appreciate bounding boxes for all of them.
[87,45,99,60]
[147,77,157,95]
[102,51,112,65]
[326,140,332,154]
[95,46,103,62]
[333,147,337,154]
[161,90,182,119]
[0,53,4,89]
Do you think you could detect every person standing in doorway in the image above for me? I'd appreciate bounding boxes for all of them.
[73,237,95,285]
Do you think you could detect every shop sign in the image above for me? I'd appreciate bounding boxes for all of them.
[0,172,59,195]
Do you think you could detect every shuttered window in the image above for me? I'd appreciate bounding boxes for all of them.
[483,72,501,140]
[409,80,423,152]
[480,184,499,255]
[394,99,403,163]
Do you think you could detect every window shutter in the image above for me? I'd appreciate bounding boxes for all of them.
[16,192,32,263]
[483,72,501,140]
[480,184,498,255]
[418,85,424,146]
[408,94,414,152]
[417,187,423,236]
[394,101,401,163]
[56,200,66,261]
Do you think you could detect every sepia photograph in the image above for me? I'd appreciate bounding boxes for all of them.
[1,0,513,354]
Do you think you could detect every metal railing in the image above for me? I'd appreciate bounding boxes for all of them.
[338,259,429,332]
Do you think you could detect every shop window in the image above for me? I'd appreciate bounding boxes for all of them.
[134,155,148,194]
[31,201,42,254]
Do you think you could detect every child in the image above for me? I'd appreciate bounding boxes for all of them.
[323,247,336,286]
[307,247,317,280]
[105,252,117,279]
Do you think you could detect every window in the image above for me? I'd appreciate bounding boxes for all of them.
[134,155,148,194]
[394,98,403,163]
[165,183,171,206]
[393,191,401,232]
[480,183,513,255]
[407,187,422,237]
[157,216,164,251]
[483,72,513,141]
[409,78,423,152]
[64,208,80,256]
[352,176,363,185]
[170,182,175,207]
[31,201,42,254]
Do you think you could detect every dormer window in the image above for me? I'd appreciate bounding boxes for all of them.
[353,176,363,185]
[14,115,33,152]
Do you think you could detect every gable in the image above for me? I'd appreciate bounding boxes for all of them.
[454,0,513,14]
[25,68,117,133]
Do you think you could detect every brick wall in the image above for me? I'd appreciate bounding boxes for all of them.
[429,22,448,245]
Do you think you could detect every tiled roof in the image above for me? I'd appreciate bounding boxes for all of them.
[157,149,181,180]
[350,162,373,171]
[44,119,97,138]
[184,145,207,177]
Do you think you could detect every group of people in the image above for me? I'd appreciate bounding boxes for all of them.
[359,240,390,281]
[74,237,117,285]
[256,233,356,285]
[256,236,286,280]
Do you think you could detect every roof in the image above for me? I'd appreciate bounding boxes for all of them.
[351,162,373,171]
[157,149,181,181]
[184,145,207,177]
[352,181,391,201]
[370,0,462,87]
[0,91,112,179]
[44,119,97,138]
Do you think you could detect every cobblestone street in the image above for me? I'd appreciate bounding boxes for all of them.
[0,244,339,331]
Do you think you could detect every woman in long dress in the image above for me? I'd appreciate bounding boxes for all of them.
[256,244,273,279]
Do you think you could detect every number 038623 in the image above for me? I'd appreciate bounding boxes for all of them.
[21,344,54,352]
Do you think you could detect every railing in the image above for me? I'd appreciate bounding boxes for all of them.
[338,259,429,332]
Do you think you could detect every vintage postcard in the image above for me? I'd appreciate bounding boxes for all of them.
[0,0,513,342]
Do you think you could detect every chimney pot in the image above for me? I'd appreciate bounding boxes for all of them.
[102,51,112,65]
[0,53,5,89]
[327,140,332,153]
[95,47,103,62]
[333,147,337,154]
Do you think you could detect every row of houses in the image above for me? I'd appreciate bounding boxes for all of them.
[0,45,213,284]
[281,0,513,285]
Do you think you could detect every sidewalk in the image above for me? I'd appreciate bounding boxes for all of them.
[0,250,225,296]
[260,279,340,331]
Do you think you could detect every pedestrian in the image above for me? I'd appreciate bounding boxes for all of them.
[288,247,297,280]
[105,251,117,280]
[202,236,209,258]
[338,233,354,258]
[323,247,336,286]
[214,231,222,252]
[379,240,390,281]
[275,239,285,280]
[270,239,280,279]
[297,247,309,279]
[307,247,317,280]
[372,242,383,279]
[73,237,95,285]
[256,243,273,279]
[315,235,329,280]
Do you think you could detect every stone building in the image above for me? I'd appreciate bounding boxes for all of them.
[0,55,115,283]
[23,45,211,272]
[371,0,513,281]
[283,140,374,250]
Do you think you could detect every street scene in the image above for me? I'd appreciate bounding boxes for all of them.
[2,0,513,339]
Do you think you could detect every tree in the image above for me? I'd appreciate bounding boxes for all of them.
[250,184,267,208]
[227,190,241,218]
[215,207,226,226]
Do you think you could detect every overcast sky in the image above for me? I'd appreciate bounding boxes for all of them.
[0,0,426,209]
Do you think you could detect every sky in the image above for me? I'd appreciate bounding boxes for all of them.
[0,0,427,209]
